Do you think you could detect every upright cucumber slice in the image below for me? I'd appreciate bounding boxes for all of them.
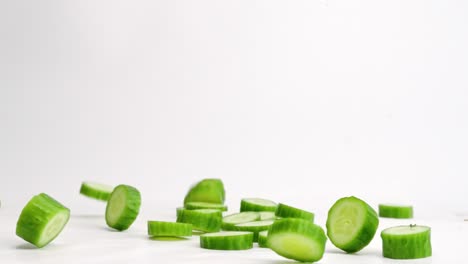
[222,212,261,230]
[105,185,141,231]
[234,220,274,242]
[200,231,254,250]
[379,204,413,219]
[267,218,327,262]
[257,230,268,248]
[326,196,379,253]
[275,203,314,222]
[259,211,276,221]
[176,208,222,232]
[185,202,228,211]
[147,221,192,237]
[80,181,114,201]
[381,225,432,259]
[183,178,225,205]
[240,198,277,212]
[16,193,70,248]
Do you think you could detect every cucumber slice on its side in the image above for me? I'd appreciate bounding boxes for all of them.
[234,220,274,242]
[200,231,254,250]
[240,198,277,212]
[381,225,432,259]
[267,218,327,262]
[105,185,141,231]
[326,196,379,253]
[275,203,315,222]
[16,193,70,248]
[183,178,225,205]
[259,211,276,221]
[258,230,268,248]
[379,204,413,219]
[222,212,261,230]
[185,202,228,212]
[80,181,114,201]
[176,208,222,232]
[147,221,192,237]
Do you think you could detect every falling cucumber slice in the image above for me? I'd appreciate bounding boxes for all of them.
[16,193,70,248]
[183,178,225,205]
[105,184,141,231]
[147,221,192,237]
[176,208,222,232]
[185,202,228,211]
[381,225,432,259]
[200,231,254,250]
[222,212,261,230]
[234,220,274,242]
[326,196,379,253]
[80,181,114,201]
[275,203,314,222]
[257,230,268,248]
[379,204,413,219]
[267,218,327,262]
[240,198,277,212]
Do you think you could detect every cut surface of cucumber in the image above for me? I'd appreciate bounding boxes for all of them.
[275,203,314,222]
[16,193,70,248]
[235,220,274,242]
[222,212,261,230]
[105,184,141,231]
[176,208,222,232]
[259,211,276,221]
[185,202,228,211]
[326,196,379,253]
[147,221,192,237]
[381,225,431,259]
[258,230,268,248]
[200,231,253,250]
[183,178,225,205]
[79,181,114,201]
[267,218,327,262]
[378,204,413,219]
[240,198,277,212]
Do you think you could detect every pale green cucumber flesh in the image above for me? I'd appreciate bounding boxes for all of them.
[105,185,141,231]
[240,198,277,212]
[222,212,261,230]
[80,181,114,201]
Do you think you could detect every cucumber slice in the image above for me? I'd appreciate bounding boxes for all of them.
[240,198,277,212]
[259,211,276,221]
[326,196,379,253]
[176,208,222,232]
[183,178,225,205]
[267,218,327,262]
[258,230,268,248]
[222,212,261,230]
[185,202,228,212]
[379,204,413,219]
[275,203,314,222]
[381,225,432,259]
[80,181,114,201]
[105,184,141,231]
[200,231,254,250]
[16,193,70,248]
[234,220,274,242]
[147,221,192,237]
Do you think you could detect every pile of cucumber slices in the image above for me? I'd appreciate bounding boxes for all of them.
[15,178,431,262]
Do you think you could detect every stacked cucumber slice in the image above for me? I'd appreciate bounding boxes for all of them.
[12,177,432,263]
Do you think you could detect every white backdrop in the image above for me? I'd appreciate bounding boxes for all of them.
[1,0,468,217]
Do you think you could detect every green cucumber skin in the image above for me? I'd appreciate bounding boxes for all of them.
[200,232,254,250]
[185,202,228,212]
[183,179,225,205]
[79,182,113,201]
[16,193,70,248]
[240,199,277,212]
[176,208,222,232]
[326,196,379,253]
[257,231,268,248]
[105,185,141,231]
[234,221,273,242]
[267,218,327,262]
[378,204,413,219]
[381,226,432,259]
[275,203,315,222]
[147,221,193,237]
[222,212,261,231]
